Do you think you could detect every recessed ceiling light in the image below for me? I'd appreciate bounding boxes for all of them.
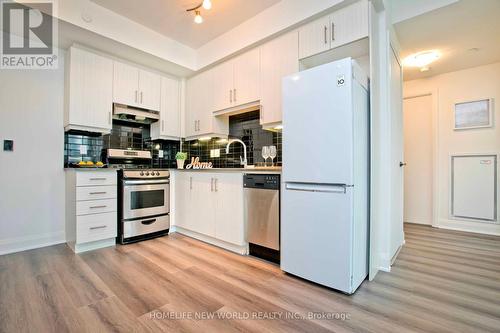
[403,50,440,68]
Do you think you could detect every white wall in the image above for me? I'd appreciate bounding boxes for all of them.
[404,62,500,235]
[0,53,66,254]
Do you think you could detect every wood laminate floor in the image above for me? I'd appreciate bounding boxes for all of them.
[1,223,500,332]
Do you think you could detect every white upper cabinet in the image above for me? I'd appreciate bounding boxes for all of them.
[330,0,369,49]
[260,31,299,126]
[233,48,261,106]
[298,0,368,59]
[151,76,181,140]
[65,46,113,134]
[138,70,162,111]
[113,61,161,111]
[185,70,228,139]
[211,61,234,112]
[298,16,331,59]
[211,48,261,113]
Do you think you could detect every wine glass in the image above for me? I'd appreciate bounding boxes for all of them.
[262,146,270,166]
[269,146,277,167]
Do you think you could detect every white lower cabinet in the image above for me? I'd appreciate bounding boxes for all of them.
[66,170,117,253]
[174,172,245,250]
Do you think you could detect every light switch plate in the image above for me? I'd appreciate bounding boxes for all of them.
[210,149,220,158]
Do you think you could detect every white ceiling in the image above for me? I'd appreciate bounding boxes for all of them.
[90,0,281,49]
[395,0,500,81]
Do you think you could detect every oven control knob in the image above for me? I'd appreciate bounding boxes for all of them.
[156,171,160,176]
[145,171,150,176]
[140,171,144,176]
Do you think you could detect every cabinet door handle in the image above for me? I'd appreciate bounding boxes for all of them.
[331,23,335,41]
[197,120,200,131]
[230,89,233,103]
[162,120,165,131]
[324,25,327,44]
[135,90,138,103]
[108,112,111,124]
[89,191,106,195]
[89,178,106,181]
[190,176,192,190]
[210,178,214,192]
[89,205,107,209]
[214,178,218,192]
[194,120,197,132]
[89,225,107,230]
[233,89,236,102]
[140,91,143,104]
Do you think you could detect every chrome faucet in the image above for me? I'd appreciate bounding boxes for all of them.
[225,139,248,167]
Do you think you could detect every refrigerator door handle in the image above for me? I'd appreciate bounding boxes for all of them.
[285,183,351,194]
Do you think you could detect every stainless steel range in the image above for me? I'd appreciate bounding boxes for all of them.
[105,149,170,244]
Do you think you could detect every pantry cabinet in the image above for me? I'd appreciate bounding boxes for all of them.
[174,172,245,249]
[65,46,113,134]
[151,76,181,140]
[113,61,161,111]
[260,31,299,126]
[298,0,368,59]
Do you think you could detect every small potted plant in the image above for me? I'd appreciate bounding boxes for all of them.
[175,152,188,169]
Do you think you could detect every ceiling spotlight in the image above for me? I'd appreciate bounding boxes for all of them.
[194,10,203,24]
[403,50,440,68]
[202,0,212,10]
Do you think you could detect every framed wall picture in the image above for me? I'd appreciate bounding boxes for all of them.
[454,98,493,130]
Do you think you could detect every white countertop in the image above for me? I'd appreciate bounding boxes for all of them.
[171,167,281,174]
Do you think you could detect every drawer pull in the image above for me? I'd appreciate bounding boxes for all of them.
[89,178,107,181]
[89,205,107,209]
[89,225,107,230]
[89,191,107,195]
[141,219,156,225]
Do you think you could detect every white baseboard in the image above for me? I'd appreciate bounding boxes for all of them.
[172,226,248,255]
[404,217,432,225]
[437,218,500,236]
[0,231,66,255]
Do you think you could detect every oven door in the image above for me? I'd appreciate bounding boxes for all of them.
[123,179,169,220]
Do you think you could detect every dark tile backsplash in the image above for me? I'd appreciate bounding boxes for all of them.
[182,111,282,168]
[64,120,180,168]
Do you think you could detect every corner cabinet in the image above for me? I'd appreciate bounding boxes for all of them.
[298,0,368,59]
[174,172,246,253]
[64,46,113,134]
[260,31,299,127]
[185,71,228,139]
[151,76,181,140]
[113,61,161,111]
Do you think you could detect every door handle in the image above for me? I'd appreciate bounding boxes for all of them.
[89,178,106,181]
[324,25,327,44]
[331,23,335,41]
[400,162,407,167]
[141,219,156,225]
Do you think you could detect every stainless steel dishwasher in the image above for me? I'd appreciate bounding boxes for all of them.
[244,174,280,263]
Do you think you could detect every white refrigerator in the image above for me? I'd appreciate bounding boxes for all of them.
[281,58,369,294]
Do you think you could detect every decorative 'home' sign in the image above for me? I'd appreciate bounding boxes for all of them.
[186,157,213,169]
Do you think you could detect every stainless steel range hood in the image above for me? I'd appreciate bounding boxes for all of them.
[113,104,160,124]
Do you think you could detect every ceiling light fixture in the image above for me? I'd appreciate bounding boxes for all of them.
[187,1,212,24]
[403,50,440,68]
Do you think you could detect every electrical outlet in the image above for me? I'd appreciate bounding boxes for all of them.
[210,149,220,158]
[158,150,164,158]
[79,145,88,155]
[3,140,13,152]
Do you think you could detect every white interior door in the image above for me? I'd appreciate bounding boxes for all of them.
[403,95,433,225]
[390,46,404,260]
